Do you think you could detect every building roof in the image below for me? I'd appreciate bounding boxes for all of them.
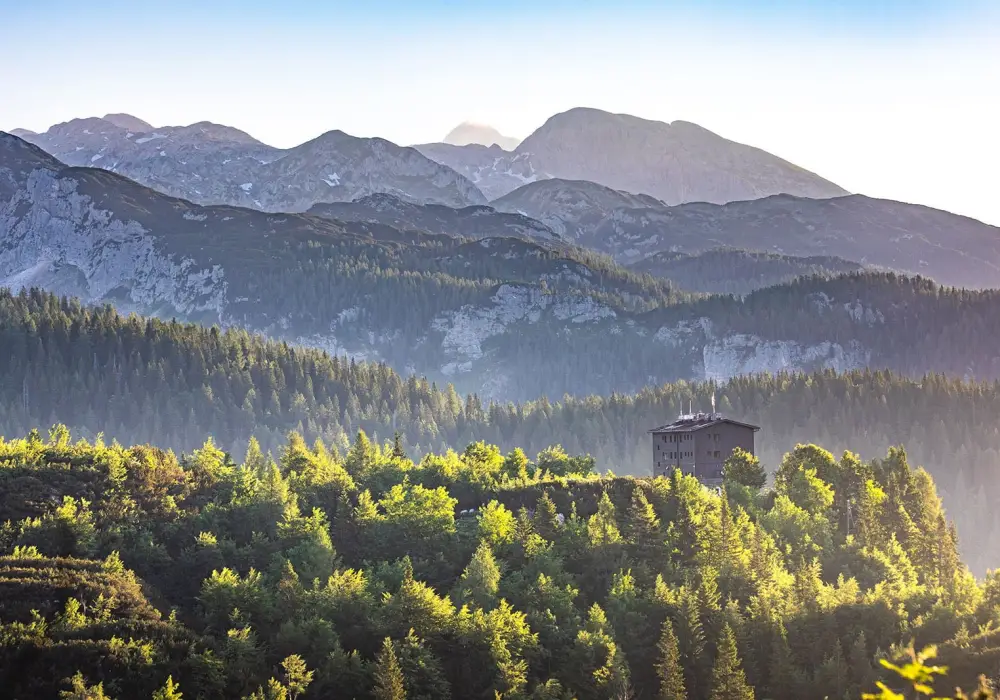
[649,414,760,434]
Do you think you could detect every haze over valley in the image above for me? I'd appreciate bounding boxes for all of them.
[2,1,1000,697]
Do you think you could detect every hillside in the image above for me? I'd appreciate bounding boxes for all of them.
[13,117,486,210]
[4,289,1000,574]
[8,134,1000,403]
[0,425,994,698]
[629,249,864,295]
[307,192,562,244]
[494,182,1000,288]
[513,107,848,205]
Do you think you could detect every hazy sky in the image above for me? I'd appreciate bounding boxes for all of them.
[2,0,998,225]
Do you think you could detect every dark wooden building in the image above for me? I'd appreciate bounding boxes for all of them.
[649,412,760,484]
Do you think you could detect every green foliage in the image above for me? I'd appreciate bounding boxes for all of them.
[723,448,767,491]
[709,623,754,700]
[374,637,407,700]
[152,676,184,700]
[0,426,995,699]
[656,618,687,700]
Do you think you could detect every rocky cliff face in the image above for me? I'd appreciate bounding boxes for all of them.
[18,116,487,211]
[0,136,226,316]
[514,107,849,205]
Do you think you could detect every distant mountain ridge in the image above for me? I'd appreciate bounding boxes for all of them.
[416,106,847,205]
[15,115,487,210]
[412,142,543,201]
[5,132,1000,403]
[512,107,848,205]
[629,248,865,295]
[493,179,1000,289]
[307,193,562,244]
[442,122,521,150]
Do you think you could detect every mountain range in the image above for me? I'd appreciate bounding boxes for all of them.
[17,116,486,211]
[4,130,1000,404]
[492,179,1000,288]
[16,106,848,211]
[416,107,849,204]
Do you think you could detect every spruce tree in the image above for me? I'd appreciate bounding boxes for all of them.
[655,619,687,700]
[709,623,754,700]
[374,637,407,700]
[677,588,707,698]
[459,540,501,609]
[625,486,660,554]
[152,676,183,700]
[533,491,562,541]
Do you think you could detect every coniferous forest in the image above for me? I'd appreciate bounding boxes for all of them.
[1,425,999,699]
[3,19,999,696]
[4,288,1000,575]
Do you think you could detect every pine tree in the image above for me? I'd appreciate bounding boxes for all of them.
[459,540,502,609]
[709,623,754,700]
[533,491,561,541]
[625,486,660,559]
[587,491,622,546]
[374,637,407,700]
[391,431,407,460]
[848,631,875,696]
[655,619,687,700]
[60,673,112,700]
[152,676,183,700]
[677,588,707,698]
[280,655,314,700]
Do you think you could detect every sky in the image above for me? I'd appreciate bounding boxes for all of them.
[2,0,998,225]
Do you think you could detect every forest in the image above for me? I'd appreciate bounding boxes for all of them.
[4,288,1000,574]
[1,425,999,699]
[626,248,862,295]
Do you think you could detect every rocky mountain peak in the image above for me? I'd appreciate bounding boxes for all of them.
[443,122,520,150]
[14,117,489,211]
[514,106,848,206]
[102,113,155,133]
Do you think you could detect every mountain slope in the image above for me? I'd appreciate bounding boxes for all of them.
[514,107,848,205]
[494,181,1000,288]
[492,178,663,238]
[3,290,1000,577]
[413,142,544,200]
[19,117,486,210]
[442,121,521,150]
[7,132,1000,402]
[629,248,864,294]
[307,192,562,243]
[101,112,154,132]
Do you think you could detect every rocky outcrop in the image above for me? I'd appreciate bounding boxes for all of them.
[0,142,226,316]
